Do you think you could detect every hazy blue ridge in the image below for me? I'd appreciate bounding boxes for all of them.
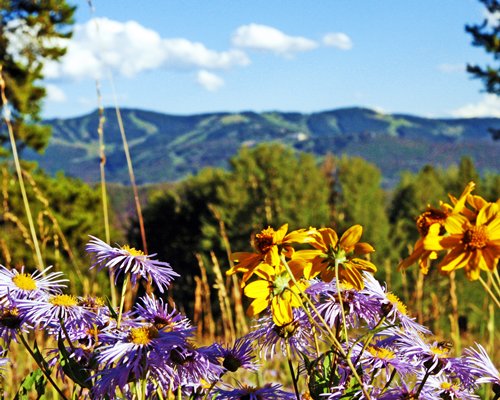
[23,107,500,187]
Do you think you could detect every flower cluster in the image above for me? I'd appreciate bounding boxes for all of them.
[0,203,498,399]
[227,223,377,326]
[399,181,500,281]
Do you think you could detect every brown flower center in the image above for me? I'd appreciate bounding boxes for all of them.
[255,228,275,254]
[463,225,488,250]
[416,209,447,237]
[0,307,22,329]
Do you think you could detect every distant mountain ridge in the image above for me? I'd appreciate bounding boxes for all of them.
[27,107,500,186]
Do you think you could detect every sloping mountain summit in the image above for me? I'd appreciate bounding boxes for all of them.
[27,107,500,186]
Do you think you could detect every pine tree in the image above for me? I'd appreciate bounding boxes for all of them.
[0,0,75,154]
[465,0,500,139]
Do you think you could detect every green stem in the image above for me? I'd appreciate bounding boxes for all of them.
[19,334,68,400]
[334,264,349,342]
[414,368,432,398]
[381,368,397,393]
[59,317,76,352]
[478,275,500,308]
[117,274,130,328]
[286,341,301,400]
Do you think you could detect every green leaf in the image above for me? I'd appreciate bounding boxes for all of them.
[57,337,92,389]
[14,368,46,400]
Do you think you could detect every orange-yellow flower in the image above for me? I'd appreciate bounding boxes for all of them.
[243,262,308,326]
[424,202,500,280]
[227,224,311,284]
[297,225,376,290]
[398,181,476,273]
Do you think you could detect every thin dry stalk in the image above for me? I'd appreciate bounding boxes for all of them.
[0,66,43,269]
[112,87,148,254]
[193,275,203,337]
[196,254,215,340]
[208,204,248,335]
[0,238,12,267]
[430,292,442,337]
[415,270,424,324]
[211,250,235,343]
[448,271,461,354]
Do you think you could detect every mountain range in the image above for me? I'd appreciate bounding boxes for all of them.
[26,107,500,187]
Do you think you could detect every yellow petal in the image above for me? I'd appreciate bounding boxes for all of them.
[247,297,269,317]
[354,242,375,254]
[451,181,475,213]
[477,203,498,226]
[444,215,468,235]
[340,225,362,250]
[244,280,270,298]
[275,224,289,242]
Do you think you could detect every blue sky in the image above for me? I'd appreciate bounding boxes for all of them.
[40,0,499,119]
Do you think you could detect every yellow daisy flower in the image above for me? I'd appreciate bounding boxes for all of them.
[398,181,476,273]
[227,224,312,284]
[297,225,376,290]
[424,202,500,280]
[243,262,308,326]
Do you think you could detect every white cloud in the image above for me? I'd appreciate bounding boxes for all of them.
[232,23,318,55]
[44,17,250,81]
[196,70,224,91]
[45,84,66,102]
[437,63,465,73]
[322,32,353,50]
[451,94,500,118]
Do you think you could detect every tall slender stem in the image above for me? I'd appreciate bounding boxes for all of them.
[19,334,68,400]
[286,341,301,400]
[117,274,130,328]
[478,275,500,308]
[0,67,43,270]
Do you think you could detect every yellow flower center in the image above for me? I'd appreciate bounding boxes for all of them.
[129,325,159,345]
[430,345,449,357]
[121,245,145,256]
[386,292,407,315]
[11,273,37,291]
[440,382,453,390]
[367,346,395,360]
[255,227,276,254]
[463,225,488,250]
[49,294,78,307]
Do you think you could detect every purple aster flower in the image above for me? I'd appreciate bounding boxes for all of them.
[0,265,67,301]
[308,279,382,330]
[464,343,500,387]
[93,323,185,398]
[246,308,316,359]
[210,337,258,373]
[86,236,179,293]
[133,295,193,337]
[0,302,31,345]
[361,273,430,334]
[393,329,457,374]
[215,383,295,399]
[15,294,95,334]
[356,340,413,377]
[167,342,225,392]
[425,374,480,399]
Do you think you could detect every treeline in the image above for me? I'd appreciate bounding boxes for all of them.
[1,144,498,334]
